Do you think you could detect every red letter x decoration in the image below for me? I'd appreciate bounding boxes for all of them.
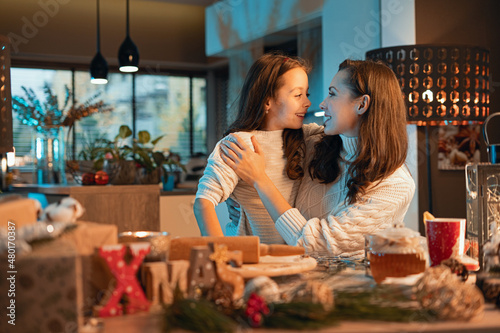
[95,243,151,317]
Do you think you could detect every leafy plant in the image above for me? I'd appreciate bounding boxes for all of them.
[163,151,187,174]
[77,132,109,161]
[133,129,166,173]
[12,82,112,133]
[91,125,186,175]
[92,125,135,170]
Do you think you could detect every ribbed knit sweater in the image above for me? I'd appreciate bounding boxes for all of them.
[196,124,323,244]
[196,128,294,243]
[276,133,416,258]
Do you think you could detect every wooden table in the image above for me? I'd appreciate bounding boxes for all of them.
[100,303,500,333]
[99,268,500,333]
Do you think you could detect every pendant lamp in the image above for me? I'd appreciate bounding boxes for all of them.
[118,0,139,72]
[90,0,108,84]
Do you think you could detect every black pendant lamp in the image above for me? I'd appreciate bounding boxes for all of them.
[118,0,139,72]
[90,0,108,84]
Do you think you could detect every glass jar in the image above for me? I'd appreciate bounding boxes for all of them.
[366,225,427,283]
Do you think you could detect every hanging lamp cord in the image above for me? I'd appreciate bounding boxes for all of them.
[96,0,101,52]
[126,0,130,37]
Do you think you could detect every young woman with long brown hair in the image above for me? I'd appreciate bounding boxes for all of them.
[194,53,322,243]
[220,59,415,256]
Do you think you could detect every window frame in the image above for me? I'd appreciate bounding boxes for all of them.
[10,60,208,163]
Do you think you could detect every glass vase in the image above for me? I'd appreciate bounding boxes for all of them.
[32,126,67,184]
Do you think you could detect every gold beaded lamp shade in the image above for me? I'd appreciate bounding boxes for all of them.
[366,45,490,125]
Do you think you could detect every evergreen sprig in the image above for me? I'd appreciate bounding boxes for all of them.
[262,302,338,330]
[163,298,237,333]
[334,289,438,323]
[161,283,440,333]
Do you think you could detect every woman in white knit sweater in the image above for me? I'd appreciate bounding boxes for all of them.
[194,53,323,243]
[221,59,415,257]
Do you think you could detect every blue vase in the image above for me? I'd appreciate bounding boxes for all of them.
[162,173,175,191]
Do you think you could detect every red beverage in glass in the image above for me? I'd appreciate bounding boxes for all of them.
[425,218,465,266]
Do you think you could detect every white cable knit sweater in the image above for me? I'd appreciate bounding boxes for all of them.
[276,133,416,258]
[196,124,323,244]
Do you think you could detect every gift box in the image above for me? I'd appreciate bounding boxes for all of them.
[0,196,39,228]
[0,240,83,333]
[54,221,118,317]
[0,221,117,333]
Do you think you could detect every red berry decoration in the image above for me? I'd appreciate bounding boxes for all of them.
[95,170,109,185]
[245,293,269,327]
[81,172,95,185]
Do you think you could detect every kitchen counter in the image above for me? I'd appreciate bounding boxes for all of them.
[9,183,205,237]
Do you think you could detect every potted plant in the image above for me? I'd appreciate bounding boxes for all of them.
[132,129,166,184]
[66,132,108,184]
[93,125,136,185]
[91,125,186,186]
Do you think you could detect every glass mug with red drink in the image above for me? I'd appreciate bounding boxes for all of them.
[425,217,466,266]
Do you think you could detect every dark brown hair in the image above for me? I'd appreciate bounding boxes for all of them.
[225,52,311,180]
[309,59,408,203]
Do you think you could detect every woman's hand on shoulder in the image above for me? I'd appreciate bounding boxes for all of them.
[220,134,268,187]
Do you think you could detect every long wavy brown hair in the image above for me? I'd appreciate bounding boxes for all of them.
[225,52,311,180]
[309,59,408,203]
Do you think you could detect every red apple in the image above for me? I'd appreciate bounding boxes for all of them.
[94,170,109,185]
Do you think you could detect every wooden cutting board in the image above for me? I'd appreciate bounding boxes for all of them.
[227,254,317,279]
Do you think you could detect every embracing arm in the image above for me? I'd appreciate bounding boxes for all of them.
[221,135,292,222]
[193,198,224,236]
[254,177,292,222]
[276,168,415,256]
[194,138,240,236]
[221,134,415,256]
[220,125,323,223]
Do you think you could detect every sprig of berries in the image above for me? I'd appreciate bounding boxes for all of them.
[245,293,270,327]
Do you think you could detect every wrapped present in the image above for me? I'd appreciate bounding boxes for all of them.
[50,221,118,316]
[0,240,83,333]
[0,220,118,333]
[0,197,40,228]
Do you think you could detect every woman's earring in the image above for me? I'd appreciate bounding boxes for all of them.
[265,110,269,114]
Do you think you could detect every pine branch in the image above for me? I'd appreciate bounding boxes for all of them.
[163,299,237,333]
[263,302,338,330]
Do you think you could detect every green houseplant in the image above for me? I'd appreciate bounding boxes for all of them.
[133,128,166,184]
[90,125,185,185]
[92,125,136,185]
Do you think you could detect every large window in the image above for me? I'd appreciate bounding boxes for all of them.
[10,67,207,166]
